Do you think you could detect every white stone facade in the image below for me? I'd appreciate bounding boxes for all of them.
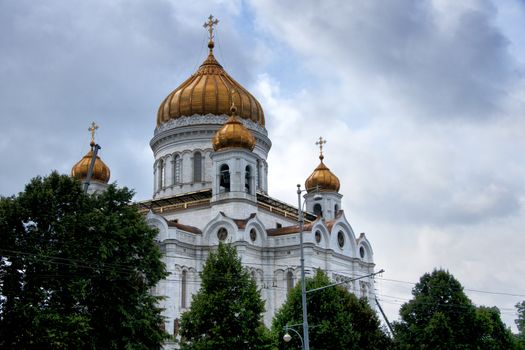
[140,114,377,349]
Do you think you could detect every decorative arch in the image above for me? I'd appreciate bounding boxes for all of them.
[330,220,357,256]
[202,213,238,245]
[146,211,169,242]
[310,222,330,249]
[244,215,267,245]
[357,233,374,263]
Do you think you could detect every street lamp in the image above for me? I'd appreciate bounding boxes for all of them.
[296,184,310,350]
[283,325,304,349]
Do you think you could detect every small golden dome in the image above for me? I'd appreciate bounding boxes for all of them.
[71,142,111,183]
[212,105,256,151]
[157,43,264,127]
[305,155,340,193]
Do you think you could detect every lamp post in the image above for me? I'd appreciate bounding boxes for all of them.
[283,324,304,349]
[296,184,310,350]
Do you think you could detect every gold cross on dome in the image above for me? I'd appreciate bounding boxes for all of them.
[88,121,98,143]
[203,15,219,41]
[230,89,236,108]
[316,136,327,157]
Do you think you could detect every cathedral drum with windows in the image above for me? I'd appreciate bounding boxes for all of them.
[138,16,376,346]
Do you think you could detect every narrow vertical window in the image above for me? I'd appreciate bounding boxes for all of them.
[256,159,262,191]
[245,165,252,194]
[220,164,230,193]
[173,318,180,337]
[173,155,179,184]
[286,271,294,293]
[181,270,187,308]
[158,159,164,189]
[313,203,322,217]
[193,152,202,183]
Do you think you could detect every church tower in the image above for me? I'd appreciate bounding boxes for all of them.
[304,137,342,220]
[71,122,111,194]
[151,15,270,200]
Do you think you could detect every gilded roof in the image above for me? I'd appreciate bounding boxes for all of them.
[305,155,340,193]
[212,105,256,151]
[71,143,111,183]
[157,47,265,127]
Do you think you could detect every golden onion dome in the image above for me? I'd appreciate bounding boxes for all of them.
[212,104,256,151]
[157,40,265,127]
[71,141,111,184]
[305,154,340,193]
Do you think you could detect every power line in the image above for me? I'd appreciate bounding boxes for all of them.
[376,277,525,298]
[3,248,525,301]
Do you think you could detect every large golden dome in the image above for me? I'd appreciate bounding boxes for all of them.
[71,142,111,184]
[157,41,264,127]
[305,155,340,193]
[212,105,256,152]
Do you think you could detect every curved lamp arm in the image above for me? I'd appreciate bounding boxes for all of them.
[283,325,304,349]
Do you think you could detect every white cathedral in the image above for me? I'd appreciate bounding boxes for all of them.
[72,16,376,348]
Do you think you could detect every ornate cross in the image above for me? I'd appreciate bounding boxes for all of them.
[203,15,219,41]
[88,121,98,143]
[230,89,236,107]
[316,136,327,157]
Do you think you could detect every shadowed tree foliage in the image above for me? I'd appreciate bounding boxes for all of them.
[179,243,272,350]
[517,301,525,348]
[272,270,391,350]
[393,269,517,350]
[0,172,168,349]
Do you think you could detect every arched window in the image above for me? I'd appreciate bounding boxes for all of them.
[256,159,262,191]
[313,203,323,217]
[181,270,187,309]
[193,152,202,182]
[286,271,294,293]
[334,204,339,213]
[219,164,230,193]
[245,165,252,194]
[157,159,164,190]
[173,154,180,184]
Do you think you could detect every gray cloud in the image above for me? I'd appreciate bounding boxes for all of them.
[0,0,258,199]
[249,0,520,121]
[1,0,524,333]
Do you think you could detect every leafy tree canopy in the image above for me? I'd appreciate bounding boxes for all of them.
[394,269,517,350]
[179,242,272,350]
[271,269,391,350]
[517,301,525,347]
[0,172,168,349]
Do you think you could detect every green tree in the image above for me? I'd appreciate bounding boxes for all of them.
[271,270,391,350]
[517,301,525,348]
[0,172,168,349]
[394,269,517,350]
[475,306,516,350]
[179,243,272,350]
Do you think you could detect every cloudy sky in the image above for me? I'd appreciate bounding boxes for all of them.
[1,0,524,331]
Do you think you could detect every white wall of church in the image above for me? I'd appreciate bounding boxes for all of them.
[148,208,376,335]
